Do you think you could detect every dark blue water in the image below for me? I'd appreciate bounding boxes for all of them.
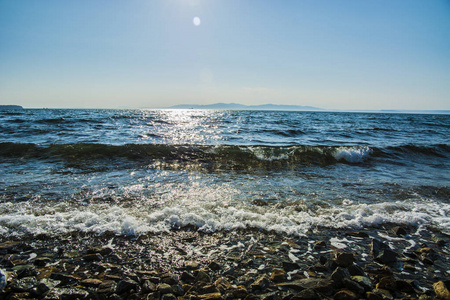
[0,109,449,237]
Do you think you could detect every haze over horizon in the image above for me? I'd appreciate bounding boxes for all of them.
[1,1,449,110]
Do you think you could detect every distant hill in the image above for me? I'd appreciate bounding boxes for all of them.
[0,105,24,110]
[168,103,323,111]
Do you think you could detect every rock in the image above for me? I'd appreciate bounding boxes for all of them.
[171,284,184,296]
[376,276,396,291]
[80,278,102,287]
[196,270,211,283]
[279,278,334,295]
[350,276,372,291]
[334,290,358,300]
[313,241,326,249]
[97,280,116,294]
[230,286,248,298]
[33,257,52,267]
[185,261,200,270]
[376,248,397,265]
[336,252,355,267]
[11,276,37,292]
[161,293,177,300]
[345,231,369,238]
[215,277,232,293]
[433,281,450,300]
[57,287,90,300]
[198,292,222,299]
[331,267,350,286]
[116,279,139,294]
[269,269,286,283]
[157,283,173,295]
[282,261,300,271]
[347,264,366,276]
[50,273,79,285]
[83,253,103,262]
[181,271,196,284]
[291,288,320,300]
[87,246,113,256]
[250,274,271,291]
[392,226,407,236]
[260,291,279,300]
[208,261,221,271]
[371,239,388,256]
[366,292,384,300]
[0,269,8,290]
[342,278,364,295]
[0,241,29,254]
[371,288,393,300]
[395,279,416,294]
[142,280,158,293]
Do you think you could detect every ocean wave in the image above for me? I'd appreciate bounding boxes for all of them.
[0,142,448,170]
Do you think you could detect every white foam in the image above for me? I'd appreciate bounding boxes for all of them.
[333,146,372,163]
[0,184,448,238]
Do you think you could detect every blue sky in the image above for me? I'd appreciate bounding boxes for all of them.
[1,0,449,110]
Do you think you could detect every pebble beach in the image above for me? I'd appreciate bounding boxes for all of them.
[1,224,449,299]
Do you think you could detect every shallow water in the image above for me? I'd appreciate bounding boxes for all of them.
[0,109,449,237]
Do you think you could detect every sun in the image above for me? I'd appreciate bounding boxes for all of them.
[193,16,201,26]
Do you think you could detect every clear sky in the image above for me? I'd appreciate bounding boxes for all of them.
[1,0,449,110]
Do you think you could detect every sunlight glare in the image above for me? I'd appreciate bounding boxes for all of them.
[193,17,201,26]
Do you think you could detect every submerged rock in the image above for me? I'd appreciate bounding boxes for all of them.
[433,281,450,300]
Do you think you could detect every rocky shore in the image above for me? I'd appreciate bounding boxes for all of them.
[0,225,449,300]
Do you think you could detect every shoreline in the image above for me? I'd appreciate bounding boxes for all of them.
[0,225,449,299]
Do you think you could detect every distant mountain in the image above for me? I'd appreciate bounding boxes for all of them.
[0,105,24,110]
[168,103,323,111]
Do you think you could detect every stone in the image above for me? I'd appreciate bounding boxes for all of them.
[347,264,366,276]
[250,274,270,291]
[198,292,222,299]
[282,261,300,271]
[375,249,397,265]
[342,278,365,295]
[260,291,279,300]
[116,279,139,294]
[280,278,334,295]
[334,290,358,300]
[345,231,369,238]
[142,280,158,293]
[157,283,173,295]
[376,276,396,291]
[366,292,383,300]
[80,278,102,287]
[350,276,372,291]
[313,241,326,249]
[230,286,248,298]
[208,261,221,271]
[395,279,416,294]
[83,253,103,262]
[215,277,232,293]
[0,269,8,290]
[181,271,196,283]
[336,252,355,267]
[291,288,320,300]
[331,267,350,286]
[433,281,450,300]
[196,270,211,283]
[185,261,200,270]
[57,288,90,300]
[392,226,407,236]
[161,293,177,300]
[269,268,286,283]
[11,276,38,292]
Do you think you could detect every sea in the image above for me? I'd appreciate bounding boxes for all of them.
[0,109,449,238]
